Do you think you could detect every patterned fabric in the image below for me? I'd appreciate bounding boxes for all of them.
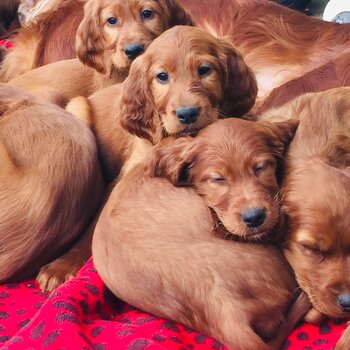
[0,40,13,49]
[0,259,347,349]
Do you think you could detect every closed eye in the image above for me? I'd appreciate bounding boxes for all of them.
[209,175,227,184]
[253,161,271,176]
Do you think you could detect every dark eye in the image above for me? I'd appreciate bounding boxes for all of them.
[253,161,270,176]
[156,72,169,83]
[198,65,212,77]
[107,17,118,26]
[141,9,153,19]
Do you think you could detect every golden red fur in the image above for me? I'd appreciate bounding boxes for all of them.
[92,118,309,350]
[0,84,103,286]
[259,87,350,349]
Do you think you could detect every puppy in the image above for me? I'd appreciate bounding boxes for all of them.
[148,118,299,242]
[3,0,350,103]
[0,84,103,283]
[5,0,193,105]
[37,25,257,291]
[68,25,257,183]
[259,87,350,349]
[92,118,308,350]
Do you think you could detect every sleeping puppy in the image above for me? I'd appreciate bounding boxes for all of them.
[148,118,299,242]
[5,0,193,105]
[92,118,308,350]
[0,84,103,283]
[37,25,257,291]
[259,87,350,349]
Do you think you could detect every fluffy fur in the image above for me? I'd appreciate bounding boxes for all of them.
[147,118,298,242]
[259,87,350,349]
[92,118,309,350]
[0,84,104,285]
[257,52,350,113]
[68,25,257,183]
[4,0,193,104]
[38,25,257,291]
[2,0,350,101]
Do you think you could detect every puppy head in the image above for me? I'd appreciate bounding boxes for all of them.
[120,25,258,144]
[283,160,350,320]
[145,118,298,241]
[76,0,193,79]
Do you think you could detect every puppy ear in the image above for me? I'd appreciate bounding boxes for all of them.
[218,38,258,117]
[76,2,106,74]
[145,137,197,186]
[260,119,300,156]
[119,57,161,144]
[163,0,195,27]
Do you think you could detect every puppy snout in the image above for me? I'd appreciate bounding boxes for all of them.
[337,293,350,312]
[241,208,266,228]
[124,43,144,59]
[176,106,200,125]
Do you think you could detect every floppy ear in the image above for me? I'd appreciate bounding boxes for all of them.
[260,119,300,156]
[119,56,163,144]
[163,0,195,27]
[145,137,198,186]
[76,2,107,74]
[218,38,258,117]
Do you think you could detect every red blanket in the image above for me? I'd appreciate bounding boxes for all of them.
[0,259,346,350]
[0,40,13,49]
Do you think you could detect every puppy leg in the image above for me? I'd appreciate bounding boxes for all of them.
[37,223,94,291]
[37,181,116,291]
[66,96,92,127]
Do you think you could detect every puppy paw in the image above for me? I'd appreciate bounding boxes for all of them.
[304,307,327,324]
[37,258,82,292]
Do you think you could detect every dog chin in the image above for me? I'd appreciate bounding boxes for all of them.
[109,63,130,81]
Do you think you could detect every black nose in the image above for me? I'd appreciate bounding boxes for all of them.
[176,106,199,125]
[337,293,350,311]
[241,208,266,228]
[124,43,144,59]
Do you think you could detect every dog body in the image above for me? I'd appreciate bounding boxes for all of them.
[38,25,258,291]
[257,51,350,113]
[4,0,193,104]
[2,0,350,102]
[92,118,308,350]
[0,84,104,283]
[259,87,350,349]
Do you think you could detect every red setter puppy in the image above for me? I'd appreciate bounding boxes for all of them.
[0,84,103,285]
[67,25,257,184]
[92,118,308,350]
[38,25,257,291]
[259,87,350,349]
[3,0,193,105]
[148,119,299,242]
[2,0,350,102]
[257,51,350,113]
